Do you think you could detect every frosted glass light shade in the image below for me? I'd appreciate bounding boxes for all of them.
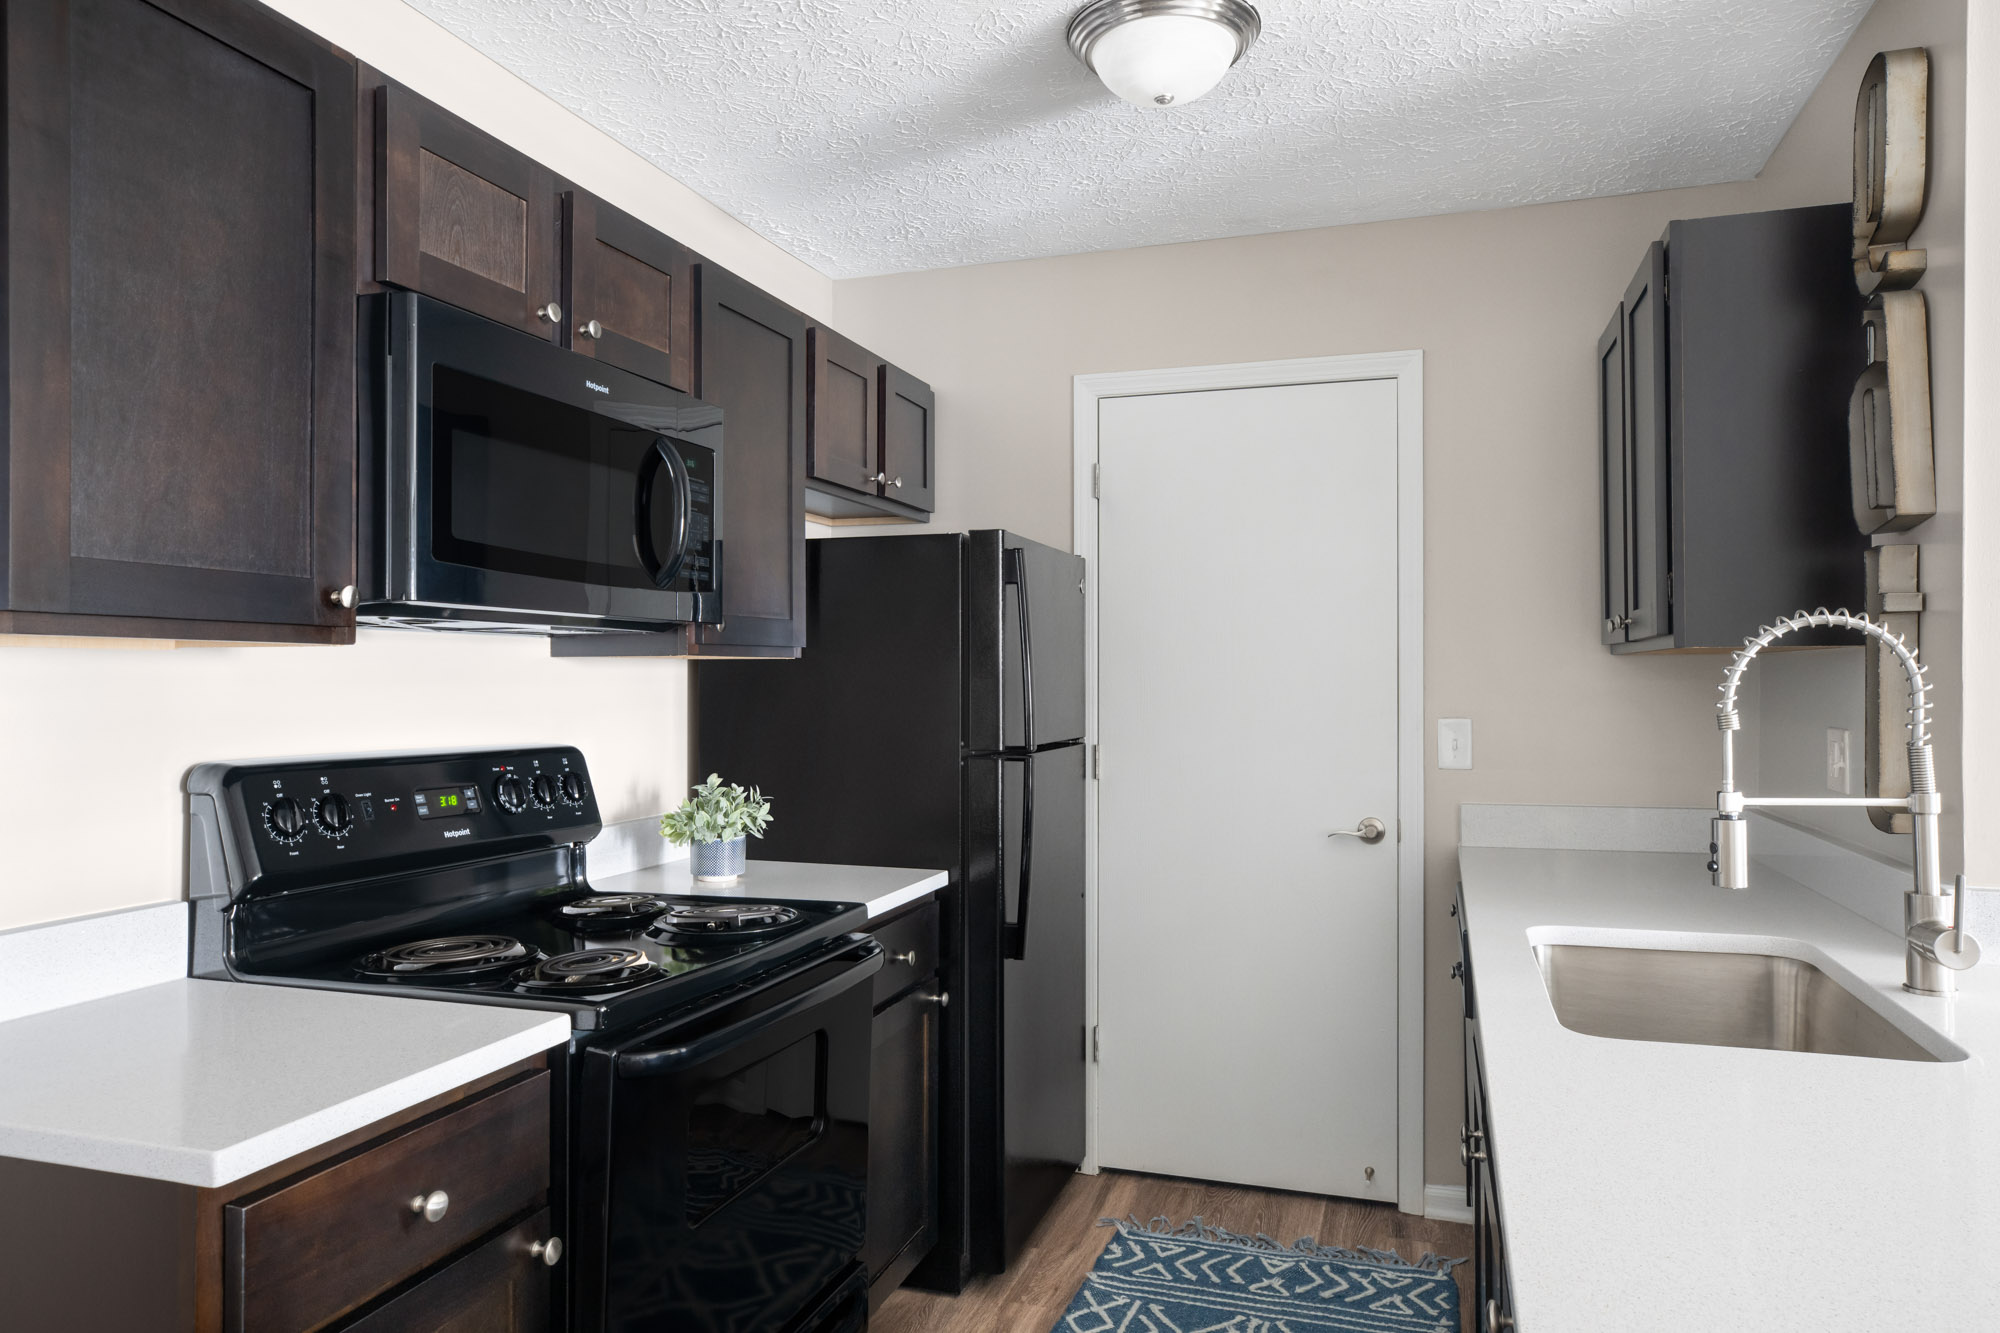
[1089,14,1239,108]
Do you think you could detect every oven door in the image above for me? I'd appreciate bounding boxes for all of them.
[573,939,881,1333]
[373,292,722,631]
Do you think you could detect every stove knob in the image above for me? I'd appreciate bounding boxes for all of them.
[530,773,558,809]
[314,793,353,837]
[559,772,587,805]
[265,797,306,843]
[495,774,528,814]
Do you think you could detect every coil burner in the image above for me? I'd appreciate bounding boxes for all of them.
[515,948,661,992]
[647,902,803,941]
[354,935,540,985]
[546,894,675,932]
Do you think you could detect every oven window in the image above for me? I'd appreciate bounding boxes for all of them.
[685,1033,826,1225]
[430,365,686,591]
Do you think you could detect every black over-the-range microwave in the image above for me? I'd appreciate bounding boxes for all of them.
[358,291,723,633]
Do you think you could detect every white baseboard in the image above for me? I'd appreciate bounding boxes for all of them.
[1423,1183,1473,1226]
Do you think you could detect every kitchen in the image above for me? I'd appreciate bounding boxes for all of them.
[0,0,1992,1330]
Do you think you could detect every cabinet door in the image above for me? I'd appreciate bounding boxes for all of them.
[1622,243,1672,643]
[2,0,357,641]
[565,189,694,392]
[1598,307,1629,645]
[879,364,937,513]
[808,326,883,494]
[374,79,561,339]
[864,982,941,1307]
[693,263,808,654]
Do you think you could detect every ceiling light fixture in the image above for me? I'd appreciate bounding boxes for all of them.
[1066,0,1262,110]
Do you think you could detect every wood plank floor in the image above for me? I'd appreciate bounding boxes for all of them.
[875,1170,1474,1333]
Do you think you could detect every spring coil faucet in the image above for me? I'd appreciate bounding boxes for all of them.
[1713,607,1978,996]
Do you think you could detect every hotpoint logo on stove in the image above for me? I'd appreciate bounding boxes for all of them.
[442,826,471,838]
[585,380,610,394]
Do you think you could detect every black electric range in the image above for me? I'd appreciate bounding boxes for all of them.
[186,747,876,1333]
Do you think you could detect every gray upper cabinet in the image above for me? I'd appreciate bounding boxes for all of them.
[1598,204,1865,653]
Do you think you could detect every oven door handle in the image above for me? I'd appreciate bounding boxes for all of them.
[634,435,693,590]
[614,941,883,1078]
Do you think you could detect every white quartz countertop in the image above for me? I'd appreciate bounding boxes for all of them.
[0,979,568,1189]
[592,858,948,919]
[1458,845,2000,1332]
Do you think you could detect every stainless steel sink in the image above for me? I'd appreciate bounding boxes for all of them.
[1535,943,1949,1062]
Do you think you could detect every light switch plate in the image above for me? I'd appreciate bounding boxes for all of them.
[1438,718,1473,770]
[1827,728,1852,794]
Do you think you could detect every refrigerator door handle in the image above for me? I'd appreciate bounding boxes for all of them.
[1002,753,1035,961]
[1005,546,1037,751]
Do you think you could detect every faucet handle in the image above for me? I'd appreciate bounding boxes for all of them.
[1910,874,1982,973]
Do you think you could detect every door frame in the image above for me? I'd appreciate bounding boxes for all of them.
[1072,351,1426,1215]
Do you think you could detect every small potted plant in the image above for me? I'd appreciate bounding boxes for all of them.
[660,774,772,884]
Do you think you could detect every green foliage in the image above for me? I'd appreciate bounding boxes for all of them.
[660,774,773,846]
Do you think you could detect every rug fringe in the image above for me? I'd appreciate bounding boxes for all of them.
[1097,1214,1468,1277]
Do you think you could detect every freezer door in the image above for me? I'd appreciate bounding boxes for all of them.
[968,531,1087,752]
[993,744,1087,1268]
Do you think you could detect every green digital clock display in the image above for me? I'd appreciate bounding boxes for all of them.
[414,784,482,821]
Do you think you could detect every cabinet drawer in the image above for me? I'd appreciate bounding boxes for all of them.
[872,898,939,1006]
[225,1070,550,1333]
[343,1208,556,1333]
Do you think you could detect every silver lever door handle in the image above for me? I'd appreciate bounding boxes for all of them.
[1328,817,1387,845]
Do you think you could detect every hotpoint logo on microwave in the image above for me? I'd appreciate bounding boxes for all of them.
[585,380,611,395]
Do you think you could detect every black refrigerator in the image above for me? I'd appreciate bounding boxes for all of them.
[691,530,1087,1289]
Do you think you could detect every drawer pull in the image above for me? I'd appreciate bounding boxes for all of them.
[408,1190,449,1223]
[530,1236,563,1267]
[920,990,950,1008]
[890,950,919,966]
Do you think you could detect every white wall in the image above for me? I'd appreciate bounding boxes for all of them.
[828,0,1968,1183]
[0,0,833,932]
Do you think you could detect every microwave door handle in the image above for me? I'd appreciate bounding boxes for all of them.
[1005,546,1036,750]
[1002,754,1034,961]
[613,943,883,1078]
[634,437,693,589]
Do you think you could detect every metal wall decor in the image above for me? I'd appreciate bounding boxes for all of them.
[1864,544,1924,834]
[1849,290,1936,532]
[1852,48,1930,295]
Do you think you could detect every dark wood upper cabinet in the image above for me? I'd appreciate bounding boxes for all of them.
[879,365,936,513]
[564,189,695,392]
[1599,204,1864,653]
[808,326,883,495]
[805,326,934,523]
[369,75,562,340]
[693,263,808,654]
[0,0,358,643]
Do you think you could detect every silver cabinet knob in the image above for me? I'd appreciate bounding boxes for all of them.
[577,318,602,340]
[1328,817,1387,845]
[886,476,903,489]
[327,585,357,610]
[537,302,563,325]
[890,950,918,966]
[530,1236,563,1267]
[920,990,950,1008]
[1459,1129,1486,1165]
[409,1190,449,1223]
[1604,614,1630,633]
[1485,1298,1514,1332]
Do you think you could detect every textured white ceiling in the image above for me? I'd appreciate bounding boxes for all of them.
[405,0,1873,278]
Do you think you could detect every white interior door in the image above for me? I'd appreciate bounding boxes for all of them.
[1095,377,1402,1201]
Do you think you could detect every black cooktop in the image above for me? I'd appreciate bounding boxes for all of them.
[252,892,867,1031]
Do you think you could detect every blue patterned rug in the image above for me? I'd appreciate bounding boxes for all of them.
[1054,1216,1465,1333]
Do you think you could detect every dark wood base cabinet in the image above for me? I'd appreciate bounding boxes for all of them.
[0,1057,556,1333]
[1456,885,1517,1333]
[864,897,944,1311]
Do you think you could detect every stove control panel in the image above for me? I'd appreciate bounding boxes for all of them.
[188,747,602,894]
